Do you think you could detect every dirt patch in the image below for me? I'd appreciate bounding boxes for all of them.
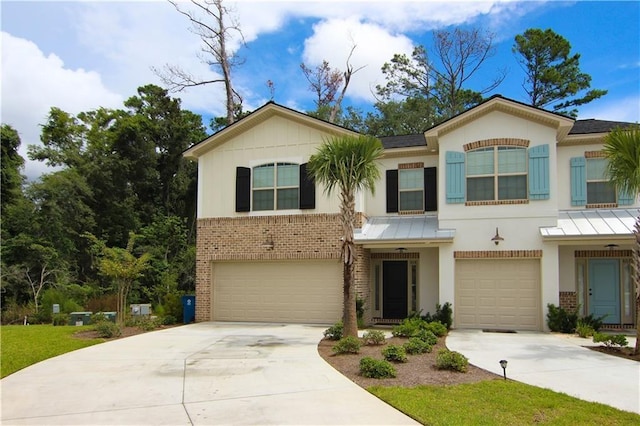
[587,345,640,362]
[74,325,180,340]
[318,336,501,388]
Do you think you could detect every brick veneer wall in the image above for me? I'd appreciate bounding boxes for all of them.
[195,213,370,322]
[559,291,578,312]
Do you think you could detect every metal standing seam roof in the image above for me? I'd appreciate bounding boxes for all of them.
[540,209,639,238]
[354,215,455,243]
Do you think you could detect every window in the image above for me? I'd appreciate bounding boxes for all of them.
[399,169,424,211]
[466,147,527,201]
[252,163,299,211]
[586,158,616,204]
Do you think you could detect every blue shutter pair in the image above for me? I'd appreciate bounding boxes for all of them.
[570,157,635,206]
[445,145,551,203]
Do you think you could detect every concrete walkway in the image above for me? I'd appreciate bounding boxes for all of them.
[1,323,418,425]
[446,330,640,414]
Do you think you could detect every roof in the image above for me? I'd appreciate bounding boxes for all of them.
[379,134,426,149]
[569,119,636,135]
[540,209,638,240]
[355,215,455,246]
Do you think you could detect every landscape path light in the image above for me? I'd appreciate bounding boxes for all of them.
[499,359,508,380]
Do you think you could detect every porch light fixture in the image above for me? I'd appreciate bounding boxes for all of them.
[396,247,407,253]
[491,228,504,245]
[499,359,508,380]
[605,243,619,251]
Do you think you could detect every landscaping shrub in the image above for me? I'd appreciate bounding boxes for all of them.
[593,333,628,348]
[94,321,121,338]
[435,349,468,372]
[546,303,578,333]
[422,302,453,330]
[403,337,432,354]
[412,329,438,346]
[362,330,386,345]
[424,321,448,338]
[161,315,177,325]
[323,321,343,340]
[52,313,69,326]
[332,336,362,354]
[391,317,425,337]
[359,357,397,379]
[576,323,595,338]
[578,313,606,332]
[382,344,408,363]
[136,317,160,331]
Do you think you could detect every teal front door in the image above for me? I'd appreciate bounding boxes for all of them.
[589,259,620,324]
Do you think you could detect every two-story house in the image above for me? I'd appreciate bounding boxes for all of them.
[184,95,638,331]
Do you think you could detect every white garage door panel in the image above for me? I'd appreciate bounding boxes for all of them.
[455,259,541,331]
[213,261,342,324]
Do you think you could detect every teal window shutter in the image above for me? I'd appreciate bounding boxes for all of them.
[617,187,636,205]
[446,151,465,204]
[570,157,587,206]
[528,144,550,200]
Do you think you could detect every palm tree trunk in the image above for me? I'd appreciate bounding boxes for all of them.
[341,188,358,338]
[633,217,640,355]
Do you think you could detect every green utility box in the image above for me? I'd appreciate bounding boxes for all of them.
[69,312,93,326]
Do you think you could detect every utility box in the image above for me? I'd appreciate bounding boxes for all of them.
[182,295,195,324]
[97,311,117,322]
[69,312,92,326]
[130,304,151,316]
[52,304,60,314]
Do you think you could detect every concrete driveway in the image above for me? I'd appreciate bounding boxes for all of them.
[446,330,640,414]
[1,323,418,425]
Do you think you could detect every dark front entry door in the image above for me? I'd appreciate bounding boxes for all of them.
[383,261,408,319]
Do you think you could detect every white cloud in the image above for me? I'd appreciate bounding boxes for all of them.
[578,96,640,123]
[301,18,414,102]
[0,32,123,180]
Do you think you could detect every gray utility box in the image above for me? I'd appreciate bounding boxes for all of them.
[130,304,151,316]
[69,312,93,326]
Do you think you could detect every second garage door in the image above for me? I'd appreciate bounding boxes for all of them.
[212,260,342,324]
[455,259,541,331]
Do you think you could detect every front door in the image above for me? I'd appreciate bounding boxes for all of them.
[589,259,620,324]
[383,261,408,319]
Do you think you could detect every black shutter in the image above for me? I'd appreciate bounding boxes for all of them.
[299,163,315,209]
[235,167,251,212]
[386,169,398,213]
[424,167,437,212]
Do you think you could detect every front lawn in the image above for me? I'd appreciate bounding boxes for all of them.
[369,380,640,425]
[1,325,103,378]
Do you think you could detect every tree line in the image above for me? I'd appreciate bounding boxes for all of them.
[1,1,606,324]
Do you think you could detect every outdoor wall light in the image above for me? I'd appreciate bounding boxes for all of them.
[605,243,619,251]
[499,359,508,380]
[491,228,504,245]
[396,247,407,253]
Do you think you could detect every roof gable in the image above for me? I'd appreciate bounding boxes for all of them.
[184,102,358,159]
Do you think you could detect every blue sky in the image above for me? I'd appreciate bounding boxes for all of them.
[1,1,639,179]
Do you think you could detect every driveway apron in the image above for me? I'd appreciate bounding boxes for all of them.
[1,323,418,425]
[447,329,640,414]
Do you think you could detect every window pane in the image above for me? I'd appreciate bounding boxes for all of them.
[467,148,494,176]
[498,175,527,199]
[277,163,299,187]
[587,158,608,181]
[399,169,423,190]
[277,188,298,210]
[399,191,423,211]
[253,164,274,188]
[467,176,494,201]
[498,147,526,173]
[253,189,274,210]
[587,181,616,204]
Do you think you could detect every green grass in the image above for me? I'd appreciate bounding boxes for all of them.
[369,380,640,425]
[1,325,104,378]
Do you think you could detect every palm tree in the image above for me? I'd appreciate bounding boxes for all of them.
[308,135,384,337]
[603,125,640,354]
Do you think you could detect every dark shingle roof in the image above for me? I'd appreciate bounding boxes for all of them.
[379,134,426,149]
[570,119,636,134]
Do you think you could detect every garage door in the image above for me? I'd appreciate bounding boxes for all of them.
[455,259,541,331]
[212,260,342,324]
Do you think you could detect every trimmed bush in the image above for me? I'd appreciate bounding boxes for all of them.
[422,302,453,330]
[412,328,438,346]
[359,357,397,379]
[391,317,425,337]
[576,323,595,338]
[546,303,578,333]
[362,330,386,345]
[52,313,69,326]
[382,344,408,363]
[323,321,343,340]
[403,337,432,354]
[94,321,121,338]
[435,349,468,372]
[593,333,628,348]
[161,315,177,325]
[424,321,448,338]
[578,313,606,332]
[332,336,362,354]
